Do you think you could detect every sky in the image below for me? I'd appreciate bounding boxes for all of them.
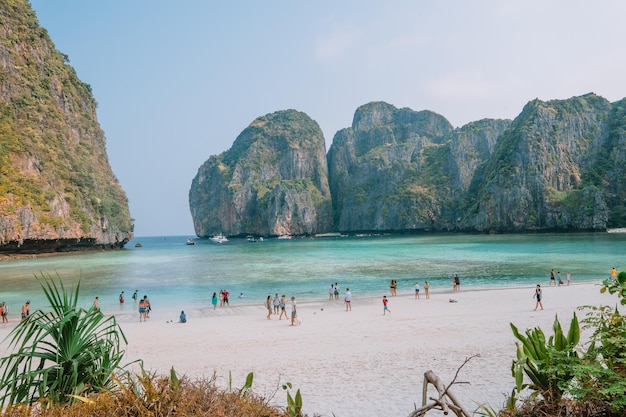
[28,1,626,237]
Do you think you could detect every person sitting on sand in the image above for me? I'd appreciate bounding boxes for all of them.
[179,311,187,323]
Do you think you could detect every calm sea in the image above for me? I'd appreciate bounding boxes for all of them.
[0,233,624,314]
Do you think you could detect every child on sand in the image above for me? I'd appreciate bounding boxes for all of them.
[383,295,391,315]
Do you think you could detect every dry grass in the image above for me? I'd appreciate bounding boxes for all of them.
[0,372,304,417]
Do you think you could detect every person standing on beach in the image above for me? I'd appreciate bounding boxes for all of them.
[383,295,391,315]
[223,290,230,306]
[93,297,100,310]
[290,296,298,325]
[557,271,563,286]
[21,300,30,321]
[334,283,339,300]
[567,272,571,286]
[1,302,8,323]
[279,294,288,320]
[143,295,151,318]
[454,275,460,292]
[550,269,556,286]
[534,284,544,311]
[265,295,272,319]
[138,299,146,322]
[389,280,397,296]
[328,284,334,300]
[611,267,617,280]
[273,293,280,315]
[424,281,430,299]
[414,282,420,299]
[345,288,352,311]
[211,292,218,310]
[119,291,125,304]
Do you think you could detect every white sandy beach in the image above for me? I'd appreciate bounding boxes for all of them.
[0,282,615,416]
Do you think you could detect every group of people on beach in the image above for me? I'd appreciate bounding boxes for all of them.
[91,290,151,322]
[549,269,572,286]
[210,289,232,310]
[265,293,298,325]
[0,300,30,323]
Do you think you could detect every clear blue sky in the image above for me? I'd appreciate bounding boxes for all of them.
[29,1,626,237]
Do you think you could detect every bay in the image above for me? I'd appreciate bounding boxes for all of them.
[0,233,624,314]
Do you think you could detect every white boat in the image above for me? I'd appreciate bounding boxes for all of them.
[209,234,228,243]
[186,239,196,245]
[277,234,292,240]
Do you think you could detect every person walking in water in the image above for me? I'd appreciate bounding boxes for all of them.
[534,284,544,311]
[383,295,391,315]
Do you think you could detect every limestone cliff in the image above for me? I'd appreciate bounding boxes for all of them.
[189,110,333,237]
[327,101,510,232]
[0,0,133,253]
[462,93,623,232]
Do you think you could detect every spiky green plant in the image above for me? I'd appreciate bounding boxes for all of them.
[510,313,580,404]
[0,273,129,407]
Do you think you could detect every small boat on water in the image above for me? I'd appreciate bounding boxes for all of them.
[134,242,143,248]
[209,233,228,243]
[277,234,292,240]
[186,239,196,245]
[246,235,258,242]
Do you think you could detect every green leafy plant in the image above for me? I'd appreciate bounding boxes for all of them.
[282,382,303,417]
[601,271,626,304]
[510,313,580,404]
[0,273,129,407]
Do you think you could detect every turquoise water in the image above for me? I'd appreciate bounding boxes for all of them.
[0,233,624,313]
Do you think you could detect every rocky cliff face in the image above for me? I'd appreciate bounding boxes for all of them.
[0,0,133,253]
[327,102,510,232]
[189,110,333,237]
[462,93,620,232]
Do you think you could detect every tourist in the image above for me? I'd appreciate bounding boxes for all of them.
[93,296,100,310]
[290,296,298,325]
[611,267,617,280]
[557,271,563,286]
[334,283,339,300]
[273,293,280,315]
[533,284,543,311]
[345,288,352,311]
[1,302,8,323]
[223,289,230,306]
[452,276,457,292]
[383,295,391,315]
[211,292,218,310]
[119,291,125,304]
[21,300,30,321]
[328,284,334,300]
[550,269,556,286]
[179,311,187,323]
[414,282,420,299]
[566,272,571,286]
[265,295,272,319]
[219,290,224,307]
[424,281,430,299]
[138,299,146,322]
[454,275,460,292]
[279,294,288,320]
[132,290,138,303]
[143,295,151,318]
[389,279,397,296]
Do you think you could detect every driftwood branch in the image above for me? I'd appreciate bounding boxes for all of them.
[408,355,478,417]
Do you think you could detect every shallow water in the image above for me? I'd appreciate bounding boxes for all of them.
[0,232,624,314]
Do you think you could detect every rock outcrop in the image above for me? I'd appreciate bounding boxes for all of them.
[191,94,626,236]
[189,110,333,237]
[0,0,133,253]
